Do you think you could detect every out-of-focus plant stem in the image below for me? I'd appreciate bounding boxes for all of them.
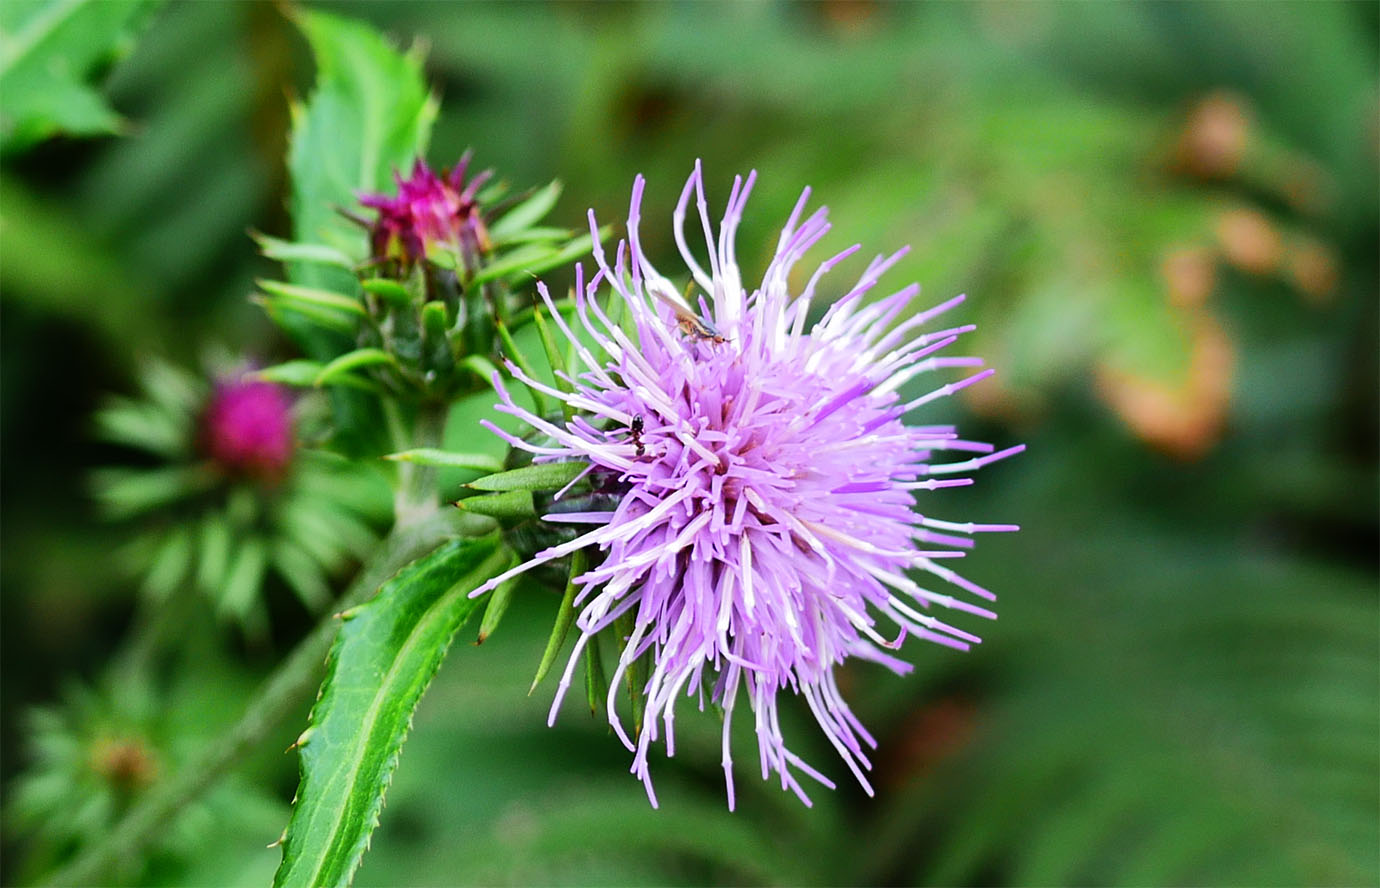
[39,486,480,888]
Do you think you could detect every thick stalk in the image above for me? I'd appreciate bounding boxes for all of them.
[37,509,479,888]
[391,400,448,527]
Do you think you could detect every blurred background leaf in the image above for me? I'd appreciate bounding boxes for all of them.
[0,0,162,152]
[2,2,1375,886]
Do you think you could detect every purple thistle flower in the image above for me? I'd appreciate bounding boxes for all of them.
[359,156,492,267]
[199,375,295,484]
[473,163,1022,809]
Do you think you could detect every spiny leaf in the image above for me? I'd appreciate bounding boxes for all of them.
[530,547,585,693]
[584,629,608,717]
[0,0,162,152]
[258,279,367,318]
[253,233,355,269]
[476,576,518,644]
[506,231,604,283]
[468,229,603,288]
[313,348,397,387]
[279,7,435,457]
[359,277,412,307]
[285,8,436,294]
[460,355,501,390]
[495,319,549,417]
[531,304,575,422]
[466,461,585,493]
[254,295,360,338]
[254,360,327,388]
[454,489,536,522]
[273,534,508,888]
[491,225,574,246]
[383,449,503,473]
[487,180,562,243]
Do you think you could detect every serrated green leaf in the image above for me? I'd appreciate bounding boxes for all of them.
[285,8,436,293]
[313,348,397,387]
[273,533,508,888]
[487,180,562,243]
[273,6,437,463]
[383,449,503,472]
[467,461,585,493]
[0,0,162,152]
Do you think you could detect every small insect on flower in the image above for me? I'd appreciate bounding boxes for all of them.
[628,414,647,458]
[474,161,1022,810]
[653,282,728,344]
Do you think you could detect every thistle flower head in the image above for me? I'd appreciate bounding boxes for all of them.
[198,375,295,483]
[359,156,491,267]
[476,163,1022,808]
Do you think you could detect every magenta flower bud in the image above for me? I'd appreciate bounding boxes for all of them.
[199,376,294,483]
[359,156,492,267]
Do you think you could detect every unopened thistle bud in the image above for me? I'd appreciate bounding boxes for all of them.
[359,156,492,271]
[198,376,295,484]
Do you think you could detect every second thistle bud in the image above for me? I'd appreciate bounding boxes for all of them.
[198,376,295,484]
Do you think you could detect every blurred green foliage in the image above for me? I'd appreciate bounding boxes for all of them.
[2,2,1375,886]
[0,0,161,152]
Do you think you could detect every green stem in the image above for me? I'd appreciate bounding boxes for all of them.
[392,401,449,528]
[36,510,478,888]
